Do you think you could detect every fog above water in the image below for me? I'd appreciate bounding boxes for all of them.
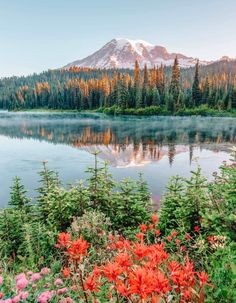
[0,111,235,206]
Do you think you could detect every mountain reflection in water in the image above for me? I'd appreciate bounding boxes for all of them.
[0,112,235,167]
[0,111,235,206]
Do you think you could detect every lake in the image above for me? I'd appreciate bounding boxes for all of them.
[0,111,235,207]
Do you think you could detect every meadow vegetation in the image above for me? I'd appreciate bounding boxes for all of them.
[0,153,235,302]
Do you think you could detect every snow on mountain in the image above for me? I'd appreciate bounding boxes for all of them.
[64,38,210,69]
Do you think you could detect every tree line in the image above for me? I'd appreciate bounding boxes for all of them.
[0,58,236,112]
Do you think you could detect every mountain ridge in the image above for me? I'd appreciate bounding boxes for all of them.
[64,38,215,69]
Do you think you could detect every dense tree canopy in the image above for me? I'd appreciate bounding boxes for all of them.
[0,59,236,113]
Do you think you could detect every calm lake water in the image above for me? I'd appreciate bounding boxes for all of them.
[0,111,235,206]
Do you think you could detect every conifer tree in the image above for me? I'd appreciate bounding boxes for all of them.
[170,57,180,109]
[192,60,202,106]
[9,176,31,210]
[134,60,142,108]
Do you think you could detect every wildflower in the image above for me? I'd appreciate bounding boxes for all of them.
[57,233,71,248]
[166,236,172,242]
[37,290,55,303]
[198,271,208,286]
[16,276,29,290]
[27,271,33,276]
[0,276,3,285]
[151,214,158,224]
[194,225,200,232]
[149,224,154,230]
[132,242,149,260]
[59,298,73,303]
[139,224,147,233]
[0,293,3,299]
[31,273,42,282]
[19,291,29,300]
[40,268,51,275]
[54,278,63,286]
[67,237,89,261]
[62,267,71,278]
[16,273,26,281]
[57,287,68,295]
[136,233,144,241]
[84,274,101,292]
[175,239,181,246]
[185,233,191,240]
[180,245,186,252]
[171,230,178,237]
[102,262,123,282]
[182,290,191,300]
[12,295,21,303]
[114,252,132,268]
[155,229,161,237]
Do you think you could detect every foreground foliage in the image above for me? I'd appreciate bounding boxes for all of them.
[0,155,235,302]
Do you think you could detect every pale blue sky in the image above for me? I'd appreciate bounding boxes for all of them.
[0,0,235,77]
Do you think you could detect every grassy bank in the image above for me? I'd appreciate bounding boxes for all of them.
[99,105,236,117]
[8,105,236,117]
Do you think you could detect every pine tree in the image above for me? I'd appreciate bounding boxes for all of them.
[202,77,210,105]
[192,60,202,106]
[9,177,31,210]
[134,60,142,108]
[169,57,180,112]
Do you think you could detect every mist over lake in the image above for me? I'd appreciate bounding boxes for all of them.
[0,111,235,206]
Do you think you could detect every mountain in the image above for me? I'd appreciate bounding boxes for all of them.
[64,38,211,69]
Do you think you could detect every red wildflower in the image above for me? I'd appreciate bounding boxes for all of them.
[84,274,101,292]
[198,271,208,286]
[175,239,181,246]
[115,280,129,297]
[194,226,200,232]
[62,267,71,278]
[139,224,147,233]
[171,230,178,237]
[132,243,149,260]
[136,233,144,241]
[115,252,132,268]
[57,233,71,248]
[102,262,123,282]
[67,237,89,261]
[149,224,154,230]
[151,214,158,224]
[155,230,161,237]
[185,233,191,240]
[166,236,172,242]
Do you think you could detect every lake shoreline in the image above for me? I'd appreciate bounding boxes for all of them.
[7,107,236,117]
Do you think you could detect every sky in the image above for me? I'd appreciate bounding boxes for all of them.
[0,0,235,77]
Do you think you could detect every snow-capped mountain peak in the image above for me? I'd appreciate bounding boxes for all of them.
[64,38,209,69]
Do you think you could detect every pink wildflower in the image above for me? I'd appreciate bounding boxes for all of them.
[59,298,74,303]
[37,290,55,303]
[54,278,63,286]
[19,291,29,300]
[16,273,26,281]
[31,273,42,282]
[40,268,51,275]
[12,295,21,303]
[16,276,29,290]
[0,276,3,285]
[57,287,68,295]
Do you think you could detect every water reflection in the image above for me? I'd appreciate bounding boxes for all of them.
[0,111,235,167]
